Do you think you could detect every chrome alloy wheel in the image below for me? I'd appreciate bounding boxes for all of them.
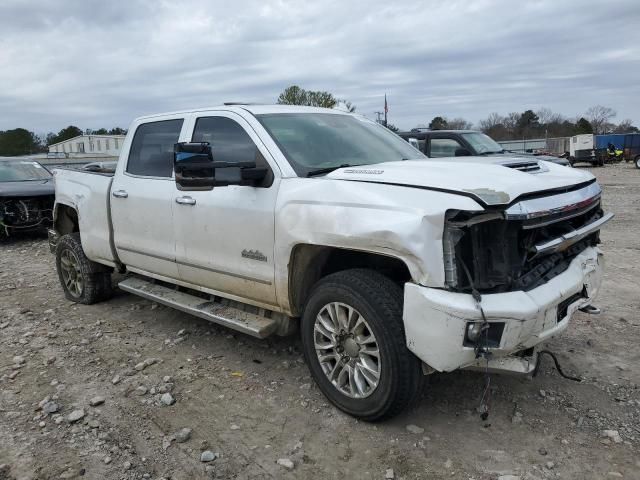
[59,248,84,298]
[313,302,381,398]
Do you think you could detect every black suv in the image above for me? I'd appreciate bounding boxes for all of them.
[398,129,570,166]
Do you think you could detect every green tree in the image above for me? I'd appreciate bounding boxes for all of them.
[306,90,337,108]
[276,85,353,110]
[277,85,308,105]
[384,123,399,132]
[516,110,540,134]
[0,128,42,156]
[575,117,593,134]
[428,116,448,130]
[48,126,83,145]
[108,127,127,135]
[93,128,109,134]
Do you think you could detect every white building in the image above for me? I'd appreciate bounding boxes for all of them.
[48,134,126,157]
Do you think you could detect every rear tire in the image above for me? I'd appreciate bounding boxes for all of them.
[55,233,113,304]
[635,156,640,169]
[301,269,423,421]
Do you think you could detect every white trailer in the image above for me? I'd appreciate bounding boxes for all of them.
[569,134,600,166]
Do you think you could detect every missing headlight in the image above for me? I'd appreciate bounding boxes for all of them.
[463,321,505,348]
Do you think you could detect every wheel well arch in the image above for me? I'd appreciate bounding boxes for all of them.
[287,244,412,316]
[54,204,79,236]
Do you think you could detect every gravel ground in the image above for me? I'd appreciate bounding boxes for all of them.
[0,163,639,480]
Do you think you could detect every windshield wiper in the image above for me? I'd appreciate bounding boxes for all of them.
[477,150,504,155]
[306,164,355,177]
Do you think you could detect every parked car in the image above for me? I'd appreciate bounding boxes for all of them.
[49,105,612,420]
[398,129,572,167]
[0,158,54,237]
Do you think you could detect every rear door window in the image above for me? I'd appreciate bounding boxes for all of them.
[429,138,463,157]
[126,119,184,177]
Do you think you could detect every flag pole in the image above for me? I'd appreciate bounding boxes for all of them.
[384,94,388,126]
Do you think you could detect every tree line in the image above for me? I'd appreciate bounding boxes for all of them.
[276,87,639,140]
[424,105,638,140]
[0,126,127,156]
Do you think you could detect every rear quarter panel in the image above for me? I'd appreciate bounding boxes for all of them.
[53,169,115,265]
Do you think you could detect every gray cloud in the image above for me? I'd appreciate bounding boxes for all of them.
[0,0,638,133]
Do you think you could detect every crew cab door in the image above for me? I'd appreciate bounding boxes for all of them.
[110,117,186,280]
[173,112,279,307]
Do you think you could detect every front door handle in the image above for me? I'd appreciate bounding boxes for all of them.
[175,196,196,206]
[112,190,128,198]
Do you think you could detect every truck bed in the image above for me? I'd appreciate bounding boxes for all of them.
[53,168,117,266]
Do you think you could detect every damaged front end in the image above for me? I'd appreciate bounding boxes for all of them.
[403,181,612,374]
[0,196,54,237]
[443,181,612,294]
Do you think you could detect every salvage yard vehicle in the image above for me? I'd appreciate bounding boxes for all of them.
[49,105,613,420]
[398,129,572,167]
[0,158,54,237]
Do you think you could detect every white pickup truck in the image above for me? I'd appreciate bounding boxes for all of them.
[50,105,613,420]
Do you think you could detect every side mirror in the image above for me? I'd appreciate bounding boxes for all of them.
[454,148,472,157]
[174,142,215,191]
[174,142,269,190]
[407,138,420,150]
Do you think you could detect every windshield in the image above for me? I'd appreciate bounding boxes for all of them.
[257,113,424,176]
[0,161,52,182]
[461,132,504,154]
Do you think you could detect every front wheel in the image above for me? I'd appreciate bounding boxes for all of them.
[55,233,113,304]
[301,269,423,421]
[635,156,640,169]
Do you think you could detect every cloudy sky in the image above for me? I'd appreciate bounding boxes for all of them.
[1,0,639,133]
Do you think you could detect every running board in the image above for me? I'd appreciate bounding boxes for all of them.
[118,277,278,338]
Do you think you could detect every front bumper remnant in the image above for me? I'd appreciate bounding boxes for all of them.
[402,246,603,373]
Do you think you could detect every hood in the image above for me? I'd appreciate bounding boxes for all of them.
[441,152,569,166]
[499,151,570,165]
[324,159,594,206]
[0,178,55,198]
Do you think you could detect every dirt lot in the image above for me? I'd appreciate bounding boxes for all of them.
[1,163,639,480]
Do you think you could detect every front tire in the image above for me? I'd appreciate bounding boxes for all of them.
[301,269,423,421]
[55,233,113,304]
[635,156,640,169]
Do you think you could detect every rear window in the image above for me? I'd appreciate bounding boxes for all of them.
[126,119,183,177]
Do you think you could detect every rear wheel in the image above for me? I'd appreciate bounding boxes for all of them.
[635,156,640,169]
[56,233,113,304]
[301,269,423,421]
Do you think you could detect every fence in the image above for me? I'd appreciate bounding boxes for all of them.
[498,137,570,155]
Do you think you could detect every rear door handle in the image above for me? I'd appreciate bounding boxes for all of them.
[112,190,128,198]
[175,196,196,206]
